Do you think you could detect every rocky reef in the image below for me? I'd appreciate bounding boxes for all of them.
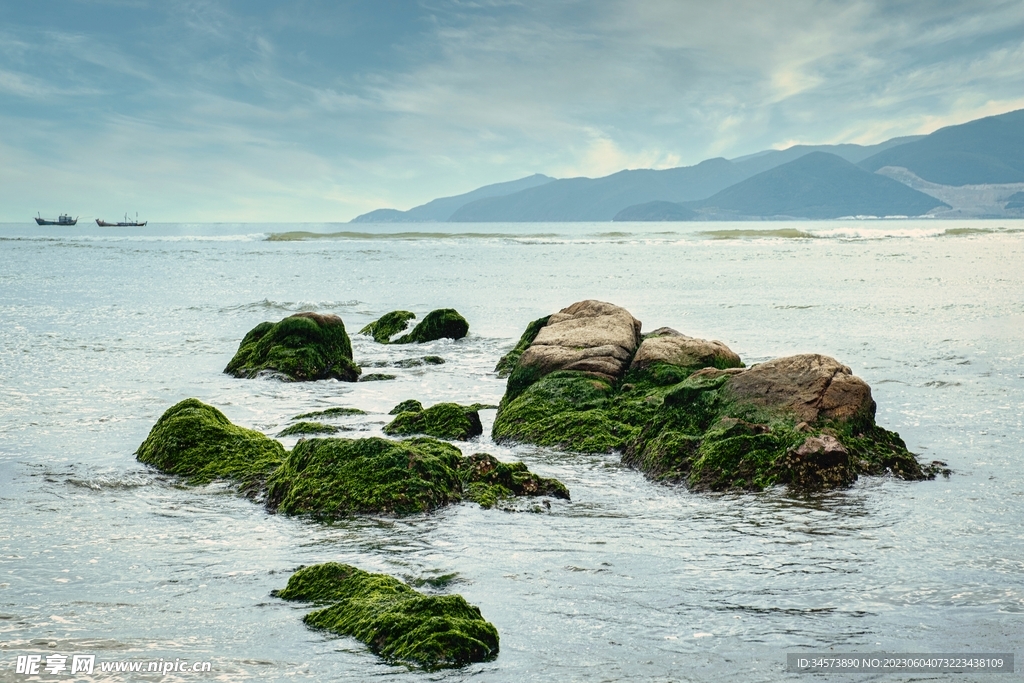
[136,399,568,517]
[225,312,361,382]
[360,308,470,344]
[274,562,499,669]
[384,402,483,441]
[494,300,945,491]
[136,398,285,489]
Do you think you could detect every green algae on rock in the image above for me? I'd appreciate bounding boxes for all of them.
[394,309,469,344]
[384,403,483,441]
[359,310,416,343]
[135,398,285,487]
[459,453,570,509]
[265,437,467,516]
[360,309,469,345]
[292,407,367,419]
[139,400,569,516]
[494,301,941,492]
[274,563,499,669]
[494,315,550,377]
[389,399,424,415]
[393,355,446,368]
[225,312,360,382]
[359,373,397,382]
[277,421,344,437]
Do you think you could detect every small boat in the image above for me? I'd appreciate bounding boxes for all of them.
[35,213,78,226]
[97,212,147,227]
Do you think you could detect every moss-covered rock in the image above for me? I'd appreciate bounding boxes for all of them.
[393,356,445,368]
[293,407,366,419]
[459,453,570,508]
[389,399,424,415]
[359,311,416,343]
[494,315,550,377]
[384,403,483,441]
[493,371,638,452]
[225,313,361,382]
[393,309,469,344]
[135,398,285,487]
[495,306,939,492]
[274,562,499,669]
[359,373,396,382]
[278,421,344,437]
[265,437,466,517]
[139,401,570,516]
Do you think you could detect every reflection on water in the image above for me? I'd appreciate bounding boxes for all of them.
[0,221,1022,681]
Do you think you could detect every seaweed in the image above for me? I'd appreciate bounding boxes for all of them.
[383,403,483,441]
[135,398,285,488]
[359,311,416,344]
[274,562,499,669]
[393,309,469,344]
[224,313,360,382]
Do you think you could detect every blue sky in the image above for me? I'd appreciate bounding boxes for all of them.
[3,0,1024,222]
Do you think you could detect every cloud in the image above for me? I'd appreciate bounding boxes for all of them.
[2,0,1024,220]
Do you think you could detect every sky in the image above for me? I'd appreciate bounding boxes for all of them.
[3,0,1024,222]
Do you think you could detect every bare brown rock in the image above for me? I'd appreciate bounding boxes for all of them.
[725,354,874,424]
[517,300,642,383]
[630,328,742,373]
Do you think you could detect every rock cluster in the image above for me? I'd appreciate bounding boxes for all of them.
[360,308,470,344]
[495,299,940,491]
[137,399,569,517]
[225,308,469,383]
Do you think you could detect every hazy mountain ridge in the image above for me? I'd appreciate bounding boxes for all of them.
[352,108,1024,222]
[448,158,746,222]
[859,109,1024,185]
[351,173,554,223]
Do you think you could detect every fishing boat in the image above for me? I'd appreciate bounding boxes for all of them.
[96,213,147,227]
[35,213,78,226]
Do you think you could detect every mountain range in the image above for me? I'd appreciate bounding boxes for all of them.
[352,108,1024,222]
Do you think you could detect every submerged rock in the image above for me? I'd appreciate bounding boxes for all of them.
[359,310,416,343]
[135,398,285,487]
[395,309,470,344]
[459,453,570,509]
[383,403,483,441]
[277,421,345,437]
[292,407,366,419]
[138,399,568,516]
[359,373,397,382]
[361,309,470,344]
[494,301,938,492]
[225,312,361,382]
[274,562,499,669]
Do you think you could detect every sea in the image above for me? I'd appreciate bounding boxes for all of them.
[1,220,1022,682]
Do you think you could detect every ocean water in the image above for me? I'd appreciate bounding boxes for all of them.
[1,220,1022,681]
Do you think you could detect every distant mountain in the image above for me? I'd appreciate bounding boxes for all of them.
[1006,191,1024,210]
[350,173,554,222]
[730,136,923,177]
[351,107,1024,222]
[613,201,697,221]
[447,158,747,222]
[860,108,1024,185]
[687,152,948,219]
